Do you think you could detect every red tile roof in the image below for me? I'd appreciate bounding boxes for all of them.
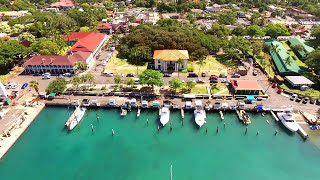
[23,52,91,66]
[23,56,73,66]
[63,32,106,53]
[50,0,74,7]
[231,80,263,91]
[96,23,112,30]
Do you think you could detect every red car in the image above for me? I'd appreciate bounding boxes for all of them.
[272,84,277,88]
[277,89,282,94]
[201,72,206,77]
[209,75,218,80]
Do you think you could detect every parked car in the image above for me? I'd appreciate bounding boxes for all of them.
[231,74,240,78]
[272,84,277,88]
[209,75,218,80]
[163,73,171,77]
[201,72,206,77]
[57,75,64,79]
[210,79,218,83]
[63,73,71,77]
[221,79,229,83]
[290,94,297,101]
[126,73,135,77]
[42,72,51,79]
[106,73,114,77]
[197,79,205,83]
[302,97,309,104]
[219,74,227,78]
[310,99,315,104]
[256,97,263,101]
[316,99,320,105]
[277,89,282,94]
[295,98,302,103]
[21,83,28,89]
[283,90,293,96]
[117,74,124,77]
[187,73,198,77]
[253,70,258,76]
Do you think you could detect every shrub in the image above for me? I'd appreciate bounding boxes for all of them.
[113,87,118,91]
[133,85,138,88]
[89,88,93,91]
[181,69,188,73]
[120,85,123,89]
[101,86,106,90]
[187,65,194,72]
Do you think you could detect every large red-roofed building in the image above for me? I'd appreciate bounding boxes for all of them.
[230,80,264,95]
[23,32,107,75]
[50,0,74,10]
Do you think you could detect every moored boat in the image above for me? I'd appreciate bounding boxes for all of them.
[240,110,251,125]
[65,106,86,131]
[120,108,127,116]
[277,109,299,132]
[194,108,206,127]
[160,107,170,126]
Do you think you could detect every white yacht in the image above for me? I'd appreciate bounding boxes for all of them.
[160,107,170,126]
[194,108,206,127]
[277,109,299,132]
[66,107,86,131]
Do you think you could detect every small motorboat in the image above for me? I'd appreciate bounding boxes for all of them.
[120,108,127,116]
[277,109,299,132]
[160,107,170,126]
[240,110,251,125]
[194,108,206,127]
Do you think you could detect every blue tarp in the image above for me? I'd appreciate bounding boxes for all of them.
[246,95,255,101]
[256,104,263,111]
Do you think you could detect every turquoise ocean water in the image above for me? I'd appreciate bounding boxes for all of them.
[0,107,319,180]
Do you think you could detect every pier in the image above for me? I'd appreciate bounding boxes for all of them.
[137,107,141,118]
[219,110,224,120]
[181,109,184,119]
[270,111,279,121]
[236,110,242,121]
[297,126,308,139]
[65,106,80,127]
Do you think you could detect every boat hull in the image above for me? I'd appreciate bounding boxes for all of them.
[68,108,86,130]
[160,107,170,126]
[277,112,299,132]
[194,110,206,127]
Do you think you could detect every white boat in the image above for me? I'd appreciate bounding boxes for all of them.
[109,99,116,107]
[160,107,170,126]
[66,107,86,131]
[141,101,148,108]
[120,108,127,116]
[185,101,192,109]
[194,108,206,127]
[277,109,299,132]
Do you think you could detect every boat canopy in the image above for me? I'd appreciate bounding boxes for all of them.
[195,100,202,107]
[109,99,115,105]
[246,95,255,101]
[186,101,192,106]
[152,101,159,106]
[130,99,137,105]
[142,100,148,105]
[221,103,228,108]
[256,104,263,110]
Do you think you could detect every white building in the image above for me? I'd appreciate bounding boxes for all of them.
[0,82,9,98]
[153,50,189,72]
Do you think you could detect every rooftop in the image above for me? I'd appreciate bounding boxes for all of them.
[23,52,90,66]
[96,23,112,30]
[63,32,106,52]
[286,76,314,85]
[153,50,189,61]
[50,0,74,7]
[231,80,263,91]
[287,38,314,58]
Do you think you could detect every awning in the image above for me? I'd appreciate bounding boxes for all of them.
[184,94,196,99]
[246,95,255,101]
[48,93,56,97]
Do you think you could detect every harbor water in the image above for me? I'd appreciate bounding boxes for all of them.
[0,107,319,180]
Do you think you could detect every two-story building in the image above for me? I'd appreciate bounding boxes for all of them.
[153,50,189,72]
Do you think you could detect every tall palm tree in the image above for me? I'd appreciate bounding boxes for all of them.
[30,80,39,96]
[196,58,206,78]
[176,58,183,77]
[74,62,87,72]
[72,76,81,90]
[270,44,279,55]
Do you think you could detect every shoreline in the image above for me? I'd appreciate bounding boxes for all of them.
[0,100,318,160]
[0,103,45,159]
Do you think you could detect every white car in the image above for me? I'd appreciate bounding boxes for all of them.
[42,73,51,79]
[106,73,114,77]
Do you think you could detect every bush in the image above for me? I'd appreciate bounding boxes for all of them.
[120,85,123,89]
[133,85,138,88]
[187,65,194,72]
[113,87,118,91]
[101,86,106,90]
[89,88,93,91]
[181,69,188,73]
[122,87,133,92]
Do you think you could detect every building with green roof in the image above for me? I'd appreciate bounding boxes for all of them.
[265,40,302,76]
[287,38,314,59]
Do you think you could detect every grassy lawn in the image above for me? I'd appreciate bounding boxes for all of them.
[104,51,147,74]
[255,52,276,78]
[215,55,241,68]
[194,56,227,74]
[281,83,320,99]
[189,85,208,94]
[211,83,229,95]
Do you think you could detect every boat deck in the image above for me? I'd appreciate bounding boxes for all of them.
[65,106,80,127]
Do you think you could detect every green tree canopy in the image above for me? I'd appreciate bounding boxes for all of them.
[305,49,320,71]
[138,70,163,88]
[19,32,35,42]
[264,24,290,38]
[208,24,232,38]
[46,79,67,94]
[246,25,265,37]
[169,78,183,92]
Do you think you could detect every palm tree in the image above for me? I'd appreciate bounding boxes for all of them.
[176,58,183,77]
[71,76,81,90]
[196,58,206,78]
[29,80,39,96]
[73,62,87,72]
[270,44,279,55]
[86,73,95,86]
